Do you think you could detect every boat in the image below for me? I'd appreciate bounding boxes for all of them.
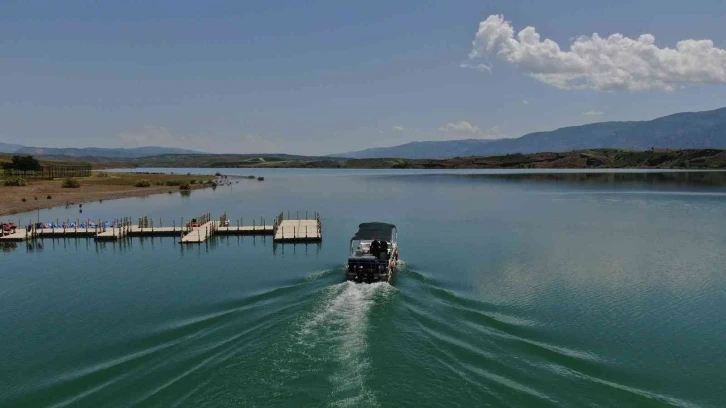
[346,222,399,283]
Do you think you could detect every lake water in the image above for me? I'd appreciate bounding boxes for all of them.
[2,169,725,407]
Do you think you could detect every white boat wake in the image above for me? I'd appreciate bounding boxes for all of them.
[297,281,395,407]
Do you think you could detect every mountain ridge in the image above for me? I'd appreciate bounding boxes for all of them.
[0,144,205,158]
[336,107,726,159]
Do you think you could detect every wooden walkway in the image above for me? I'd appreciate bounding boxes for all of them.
[1,212,322,244]
[216,225,274,235]
[37,228,96,238]
[274,219,321,241]
[0,229,28,241]
[96,227,129,241]
[180,221,215,243]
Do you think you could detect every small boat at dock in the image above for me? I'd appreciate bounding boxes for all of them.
[346,222,399,283]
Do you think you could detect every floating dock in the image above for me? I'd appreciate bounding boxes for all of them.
[1,211,322,245]
[274,219,321,242]
[0,229,29,242]
[179,221,216,244]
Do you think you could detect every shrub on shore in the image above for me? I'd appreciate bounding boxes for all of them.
[257,177,264,181]
[96,172,109,178]
[134,179,151,187]
[190,179,197,184]
[179,182,191,190]
[215,172,222,176]
[165,180,184,186]
[47,195,52,199]
[3,176,27,186]
[62,178,80,188]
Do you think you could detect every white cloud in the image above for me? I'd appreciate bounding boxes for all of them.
[460,62,492,72]
[119,125,277,153]
[392,125,405,132]
[438,121,503,139]
[522,99,529,105]
[439,121,481,134]
[468,14,726,91]
[582,110,605,116]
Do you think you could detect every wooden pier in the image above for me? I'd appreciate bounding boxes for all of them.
[1,211,322,245]
[274,212,321,242]
[180,221,216,244]
[0,229,29,242]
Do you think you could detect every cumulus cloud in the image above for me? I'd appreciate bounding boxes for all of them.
[582,110,605,116]
[438,121,503,138]
[119,125,277,153]
[439,121,481,134]
[522,100,529,105]
[392,125,405,132]
[468,14,726,91]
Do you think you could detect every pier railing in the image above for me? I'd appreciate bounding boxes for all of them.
[6,211,321,244]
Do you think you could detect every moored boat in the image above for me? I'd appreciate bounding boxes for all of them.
[346,222,398,283]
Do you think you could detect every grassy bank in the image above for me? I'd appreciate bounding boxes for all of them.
[40,148,726,170]
[0,172,215,217]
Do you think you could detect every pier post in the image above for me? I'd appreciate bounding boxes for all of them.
[253,219,255,231]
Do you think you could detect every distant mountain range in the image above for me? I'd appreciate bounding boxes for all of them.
[0,143,204,158]
[337,107,726,159]
[335,139,503,159]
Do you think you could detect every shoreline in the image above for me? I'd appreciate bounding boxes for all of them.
[0,173,216,218]
[0,185,210,217]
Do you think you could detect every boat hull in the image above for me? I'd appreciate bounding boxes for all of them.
[346,255,398,284]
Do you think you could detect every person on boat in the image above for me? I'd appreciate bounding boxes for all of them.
[380,240,388,260]
[370,238,381,258]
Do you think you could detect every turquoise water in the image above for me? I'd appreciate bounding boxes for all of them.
[2,170,725,407]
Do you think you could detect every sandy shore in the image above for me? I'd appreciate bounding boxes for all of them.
[0,173,215,217]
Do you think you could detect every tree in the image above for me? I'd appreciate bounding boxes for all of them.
[2,155,41,172]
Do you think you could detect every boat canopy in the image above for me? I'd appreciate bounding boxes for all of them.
[350,222,396,242]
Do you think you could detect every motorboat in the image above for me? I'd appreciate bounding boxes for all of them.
[346,222,399,283]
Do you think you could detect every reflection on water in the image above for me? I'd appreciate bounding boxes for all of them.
[445,170,726,189]
[5,235,323,258]
[2,169,725,407]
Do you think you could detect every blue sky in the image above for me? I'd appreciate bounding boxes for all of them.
[1,0,726,155]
